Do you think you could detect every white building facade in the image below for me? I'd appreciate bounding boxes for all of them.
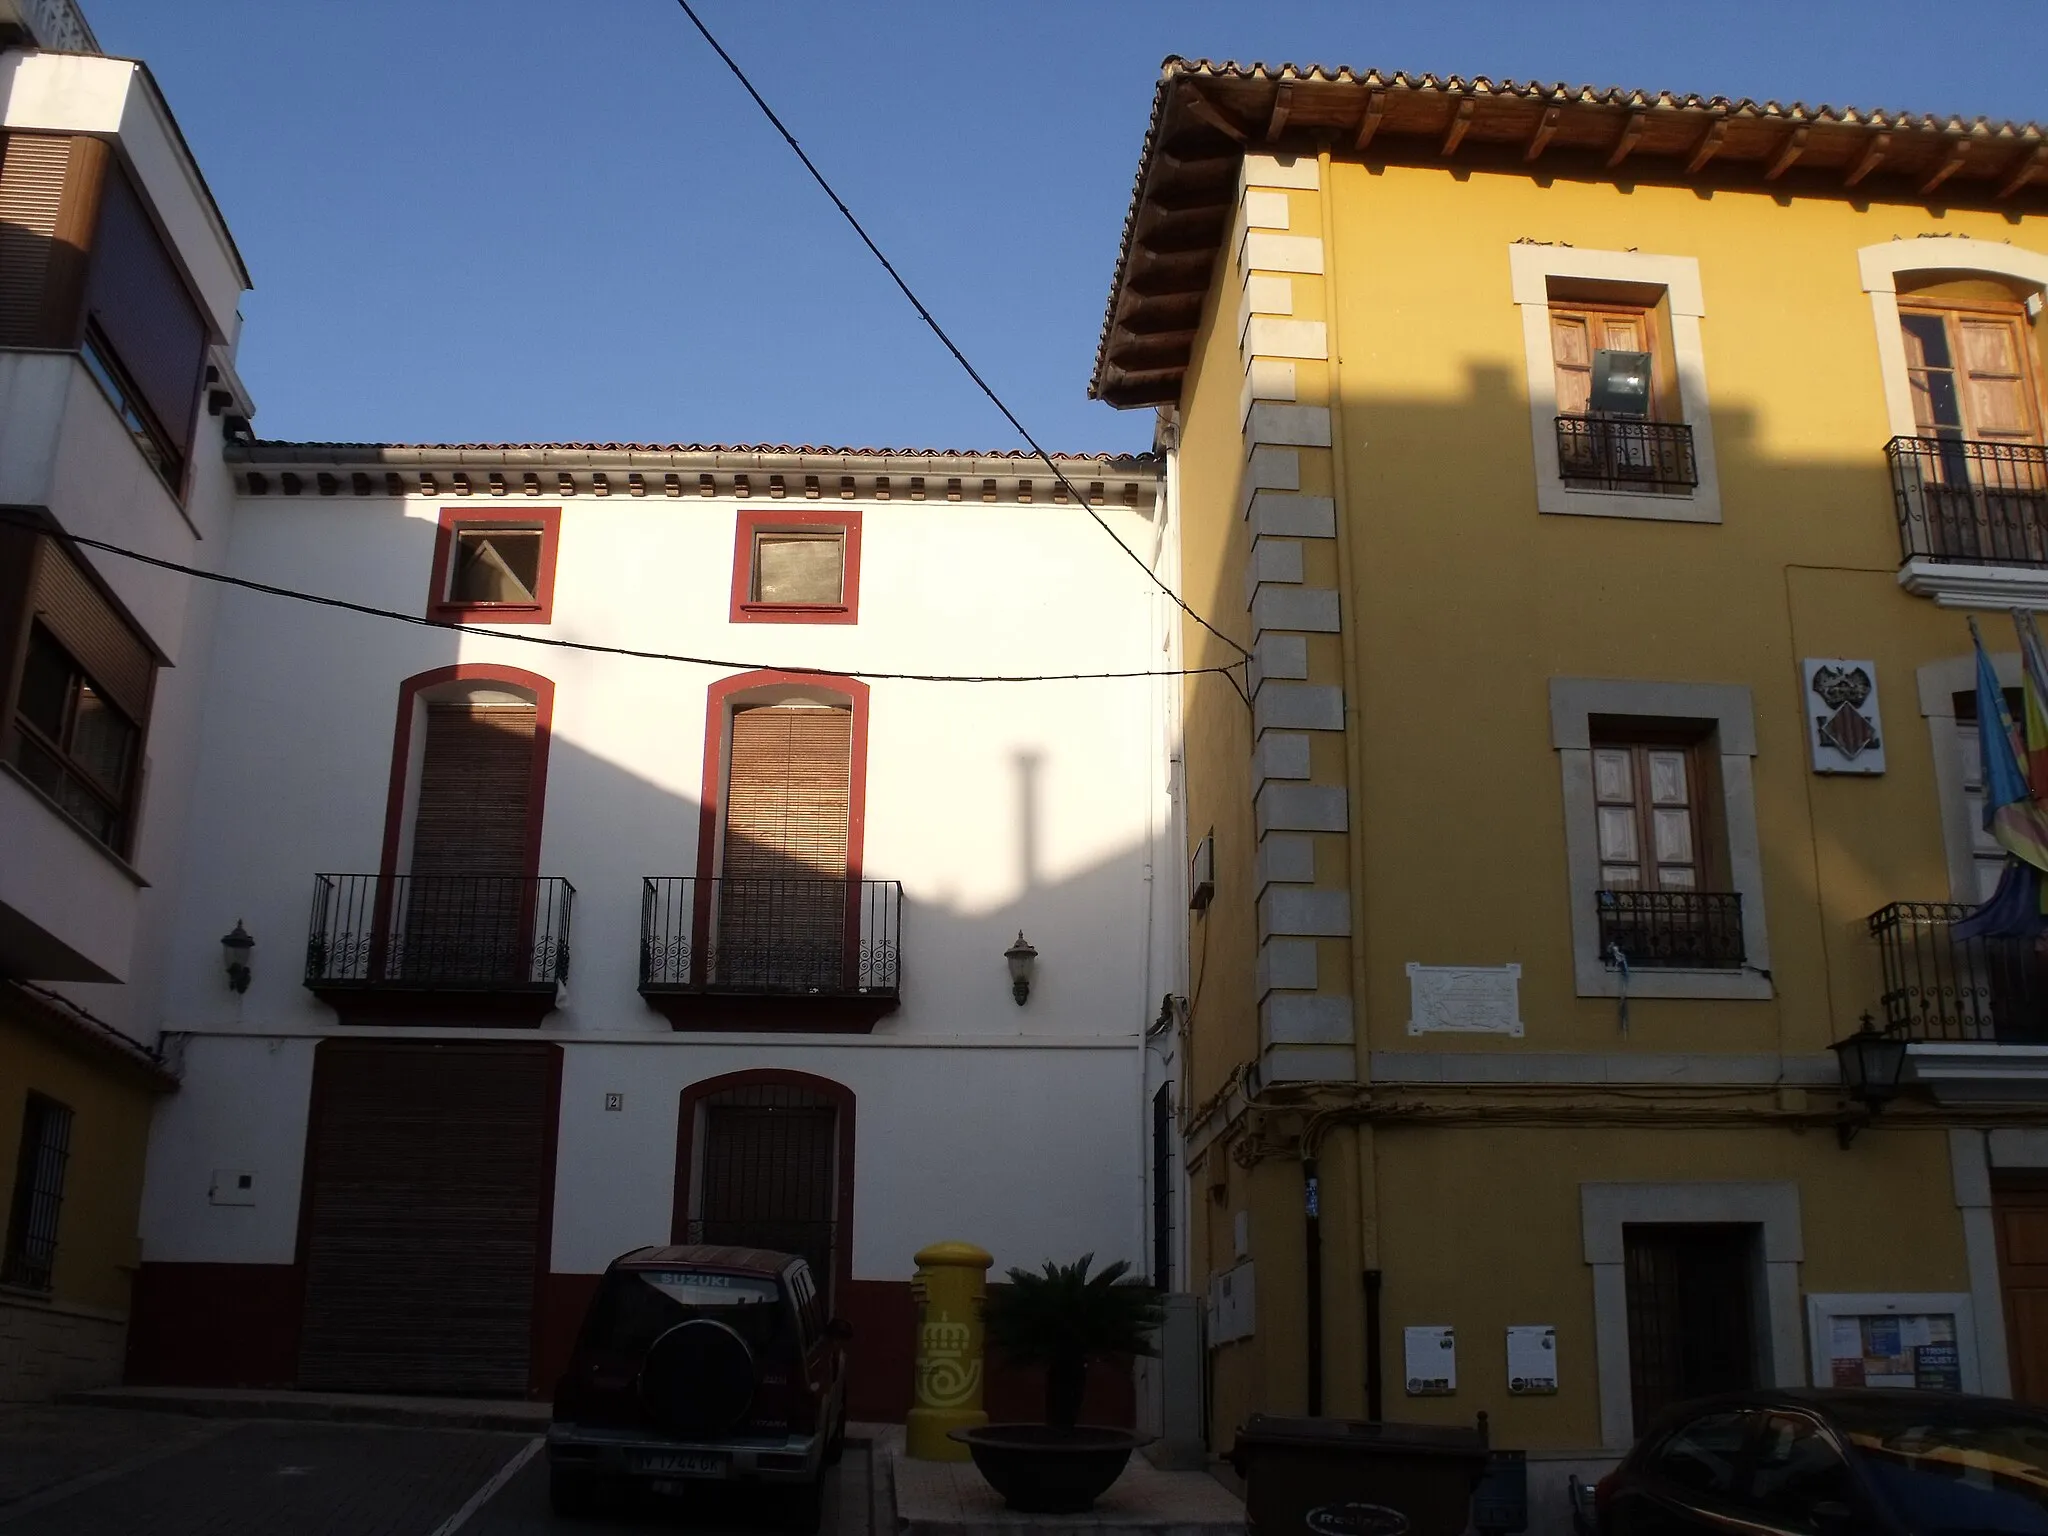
[0,5,255,1397]
[132,442,1187,1415]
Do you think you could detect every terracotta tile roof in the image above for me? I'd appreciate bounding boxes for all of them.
[1091,58,2048,407]
[237,440,1154,464]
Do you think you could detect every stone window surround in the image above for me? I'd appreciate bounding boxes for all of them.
[1551,678,1773,1000]
[1919,651,2021,902]
[1581,1180,1805,1451]
[1510,245,1723,525]
[1862,239,2048,608]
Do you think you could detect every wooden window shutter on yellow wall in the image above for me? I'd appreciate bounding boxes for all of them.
[723,706,852,881]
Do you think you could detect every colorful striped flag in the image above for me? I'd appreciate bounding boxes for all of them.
[1971,616,2048,874]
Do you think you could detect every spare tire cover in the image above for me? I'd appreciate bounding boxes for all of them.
[642,1318,757,1436]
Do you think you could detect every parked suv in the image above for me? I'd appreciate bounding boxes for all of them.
[547,1245,850,1528]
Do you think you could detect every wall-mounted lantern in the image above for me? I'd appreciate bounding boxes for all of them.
[1831,1013,1908,1148]
[1004,931,1038,1007]
[222,920,254,995]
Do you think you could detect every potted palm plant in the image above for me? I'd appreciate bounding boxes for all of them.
[948,1255,1162,1513]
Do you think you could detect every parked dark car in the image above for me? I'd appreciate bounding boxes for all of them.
[1594,1388,2048,1534]
[546,1245,850,1528]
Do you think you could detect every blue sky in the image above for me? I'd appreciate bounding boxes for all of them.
[87,1,2047,454]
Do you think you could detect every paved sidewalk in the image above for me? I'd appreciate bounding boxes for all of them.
[62,1384,549,1431]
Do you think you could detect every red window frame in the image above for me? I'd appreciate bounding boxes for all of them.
[425,507,562,625]
[729,509,861,625]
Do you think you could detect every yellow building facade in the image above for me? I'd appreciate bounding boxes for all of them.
[0,984,174,1399]
[1094,63,2048,1501]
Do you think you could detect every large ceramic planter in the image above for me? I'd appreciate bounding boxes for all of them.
[947,1425,1154,1513]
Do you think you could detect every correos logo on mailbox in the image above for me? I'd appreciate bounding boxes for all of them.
[1305,1502,1410,1536]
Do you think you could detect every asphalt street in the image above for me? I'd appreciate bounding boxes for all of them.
[0,1409,870,1536]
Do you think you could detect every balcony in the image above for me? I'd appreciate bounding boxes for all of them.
[304,874,574,1027]
[639,877,902,1031]
[1868,901,2048,1102]
[1555,415,1699,496]
[1596,890,1745,970]
[1890,436,2048,605]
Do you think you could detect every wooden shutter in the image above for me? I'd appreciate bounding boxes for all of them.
[722,706,852,880]
[29,538,153,722]
[1957,314,2042,443]
[298,1042,556,1395]
[0,135,69,345]
[1552,308,1651,417]
[409,703,535,877]
[1593,742,1701,892]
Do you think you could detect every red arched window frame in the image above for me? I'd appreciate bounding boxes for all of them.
[379,663,557,880]
[673,1068,856,1311]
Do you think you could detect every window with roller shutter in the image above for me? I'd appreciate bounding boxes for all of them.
[2,533,156,855]
[396,702,537,985]
[717,705,852,990]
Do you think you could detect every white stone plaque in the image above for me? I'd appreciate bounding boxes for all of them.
[1803,658,1885,775]
[1406,963,1524,1036]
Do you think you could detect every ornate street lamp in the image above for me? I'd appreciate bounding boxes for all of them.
[1004,931,1038,1007]
[221,920,254,995]
[1830,1013,1909,1148]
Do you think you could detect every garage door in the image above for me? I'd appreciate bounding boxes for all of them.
[298,1041,558,1395]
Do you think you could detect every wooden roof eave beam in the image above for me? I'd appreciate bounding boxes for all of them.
[1685,117,1729,174]
[1354,89,1387,153]
[1179,90,1251,146]
[1922,138,1972,197]
[1442,98,1477,157]
[1846,132,1891,187]
[1265,82,1294,143]
[1605,112,1647,169]
[1999,144,2048,199]
[1525,106,1562,163]
[1764,126,1810,181]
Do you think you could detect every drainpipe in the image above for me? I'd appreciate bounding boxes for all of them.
[1305,1156,1323,1415]
[1364,1267,1384,1421]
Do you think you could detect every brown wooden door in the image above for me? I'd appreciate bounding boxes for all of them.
[717,705,852,989]
[1623,1224,1760,1435]
[297,1041,558,1396]
[1994,1177,2048,1403]
[400,701,536,983]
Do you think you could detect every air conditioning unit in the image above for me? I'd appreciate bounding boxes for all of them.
[1189,834,1215,911]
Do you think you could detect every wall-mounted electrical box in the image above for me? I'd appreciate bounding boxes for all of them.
[1189,834,1215,911]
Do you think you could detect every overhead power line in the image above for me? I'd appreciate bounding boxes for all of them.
[668,0,1252,666]
[3,511,1243,691]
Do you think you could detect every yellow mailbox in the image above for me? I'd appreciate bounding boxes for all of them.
[905,1240,993,1461]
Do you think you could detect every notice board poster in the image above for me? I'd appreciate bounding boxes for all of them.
[1826,1313,1962,1390]
[1404,1325,1456,1395]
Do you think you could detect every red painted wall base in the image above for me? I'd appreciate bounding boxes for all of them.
[130,1264,1134,1425]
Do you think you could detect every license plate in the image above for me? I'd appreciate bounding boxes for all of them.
[635,1451,726,1478]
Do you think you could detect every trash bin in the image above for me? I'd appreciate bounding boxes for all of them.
[1229,1414,1492,1536]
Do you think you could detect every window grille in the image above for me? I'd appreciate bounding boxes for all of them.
[3,1093,72,1291]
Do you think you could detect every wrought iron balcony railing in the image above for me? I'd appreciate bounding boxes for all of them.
[1869,900,2048,1043]
[1889,435,2048,567]
[1556,415,1699,495]
[1596,890,1745,970]
[641,877,901,998]
[305,874,573,991]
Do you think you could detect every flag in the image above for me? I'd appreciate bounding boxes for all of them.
[1969,616,2048,873]
[2015,609,2048,801]
[1954,858,2048,941]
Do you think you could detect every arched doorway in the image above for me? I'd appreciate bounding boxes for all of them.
[674,1070,854,1310]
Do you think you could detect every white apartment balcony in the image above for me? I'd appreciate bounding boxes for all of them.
[0,756,141,980]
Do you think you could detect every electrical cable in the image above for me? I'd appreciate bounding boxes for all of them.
[668,0,1253,667]
[0,510,1236,687]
